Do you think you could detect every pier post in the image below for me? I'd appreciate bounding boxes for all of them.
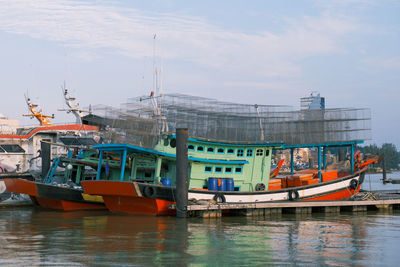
[176,128,189,218]
[382,155,387,181]
[41,141,51,179]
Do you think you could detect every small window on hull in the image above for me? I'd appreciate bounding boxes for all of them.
[0,145,25,153]
[197,146,204,152]
[188,145,195,151]
[225,167,232,173]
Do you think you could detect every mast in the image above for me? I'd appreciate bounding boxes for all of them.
[22,93,54,126]
[58,82,90,124]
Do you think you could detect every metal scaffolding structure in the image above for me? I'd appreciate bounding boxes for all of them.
[84,93,371,148]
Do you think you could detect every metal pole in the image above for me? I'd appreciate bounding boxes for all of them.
[350,145,354,174]
[318,146,322,182]
[176,128,188,218]
[290,148,294,175]
[41,141,51,180]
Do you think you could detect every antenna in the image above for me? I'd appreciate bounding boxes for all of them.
[58,82,90,124]
[153,33,158,95]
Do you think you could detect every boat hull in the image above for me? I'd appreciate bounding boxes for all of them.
[82,181,175,215]
[4,178,106,211]
[81,170,365,216]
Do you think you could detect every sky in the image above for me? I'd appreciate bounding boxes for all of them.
[0,0,399,147]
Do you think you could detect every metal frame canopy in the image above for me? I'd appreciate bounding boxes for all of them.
[282,141,364,180]
[86,93,371,148]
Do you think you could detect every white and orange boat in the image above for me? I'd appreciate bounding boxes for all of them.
[0,88,99,205]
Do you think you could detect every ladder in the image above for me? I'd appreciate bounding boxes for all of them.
[43,157,61,184]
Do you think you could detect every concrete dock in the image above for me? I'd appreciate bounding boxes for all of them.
[171,191,400,218]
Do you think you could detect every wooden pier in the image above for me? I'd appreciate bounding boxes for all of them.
[171,191,400,218]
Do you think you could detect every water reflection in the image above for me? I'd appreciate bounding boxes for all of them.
[0,207,399,266]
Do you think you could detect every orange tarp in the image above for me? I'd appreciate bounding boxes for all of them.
[268,178,282,190]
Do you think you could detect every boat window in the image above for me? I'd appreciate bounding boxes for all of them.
[204,166,212,173]
[215,167,223,173]
[207,147,215,153]
[265,149,270,156]
[237,149,244,157]
[235,167,242,173]
[0,145,25,153]
[227,148,235,154]
[225,167,232,173]
[170,138,176,148]
[256,149,263,156]
[0,147,5,153]
[59,137,97,146]
[217,148,225,154]
[188,144,195,151]
[197,146,204,152]
[246,149,253,157]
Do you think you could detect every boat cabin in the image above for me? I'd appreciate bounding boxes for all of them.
[92,136,282,192]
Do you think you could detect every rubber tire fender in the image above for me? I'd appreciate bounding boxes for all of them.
[349,179,359,190]
[255,183,266,191]
[213,193,226,203]
[288,190,299,201]
[143,186,155,198]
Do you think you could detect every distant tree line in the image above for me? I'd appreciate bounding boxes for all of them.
[360,143,400,170]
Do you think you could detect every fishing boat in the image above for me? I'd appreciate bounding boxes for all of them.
[3,143,165,210]
[79,137,375,215]
[0,87,99,205]
[4,147,105,210]
[78,92,375,216]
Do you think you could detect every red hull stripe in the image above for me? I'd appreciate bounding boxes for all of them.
[0,124,99,139]
[81,181,137,197]
[4,178,38,196]
[302,185,361,201]
[82,181,174,215]
[35,197,106,211]
[103,196,175,216]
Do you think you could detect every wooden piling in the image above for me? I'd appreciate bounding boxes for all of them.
[176,128,188,218]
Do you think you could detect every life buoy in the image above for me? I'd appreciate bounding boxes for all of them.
[288,190,299,201]
[143,186,155,198]
[349,179,358,190]
[213,193,226,203]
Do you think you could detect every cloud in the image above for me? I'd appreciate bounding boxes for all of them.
[0,0,358,80]
[362,58,400,71]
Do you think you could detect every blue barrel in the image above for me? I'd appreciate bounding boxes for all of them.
[208,178,218,191]
[218,178,227,191]
[225,178,234,191]
[161,178,172,186]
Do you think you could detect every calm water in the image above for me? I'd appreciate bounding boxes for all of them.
[0,173,399,267]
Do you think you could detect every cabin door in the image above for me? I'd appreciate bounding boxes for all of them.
[251,148,265,188]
